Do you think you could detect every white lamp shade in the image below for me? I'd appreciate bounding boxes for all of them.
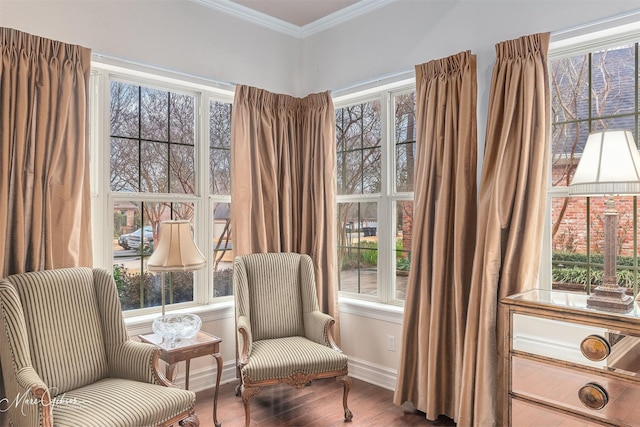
[569,130,640,196]
[147,220,207,271]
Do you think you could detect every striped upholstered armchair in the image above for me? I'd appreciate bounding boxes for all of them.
[233,252,352,426]
[0,267,198,427]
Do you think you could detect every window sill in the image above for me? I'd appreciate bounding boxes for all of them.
[125,297,404,336]
[124,300,235,336]
[338,296,404,324]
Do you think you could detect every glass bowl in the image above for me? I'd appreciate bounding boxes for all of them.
[152,313,202,342]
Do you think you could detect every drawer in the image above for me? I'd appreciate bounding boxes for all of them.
[512,356,640,426]
[511,397,607,426]
[513,314,640,377]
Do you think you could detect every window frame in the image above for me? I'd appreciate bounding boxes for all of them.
[90,60,235,318]
[334,81,416,306]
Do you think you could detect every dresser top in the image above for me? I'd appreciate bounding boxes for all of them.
[503,289,640,321]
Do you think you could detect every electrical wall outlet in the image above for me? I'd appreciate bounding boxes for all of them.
[387,335,395,352]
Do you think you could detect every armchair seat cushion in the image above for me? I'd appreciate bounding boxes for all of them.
[241,336,348,383]
[50,378,195,427]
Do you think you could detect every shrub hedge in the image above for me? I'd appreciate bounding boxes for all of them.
[552,251,640,288]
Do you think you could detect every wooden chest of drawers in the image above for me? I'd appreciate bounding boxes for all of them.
[503,289,640,426]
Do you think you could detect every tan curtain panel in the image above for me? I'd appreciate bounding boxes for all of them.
[393,51,477,422]
[230,85,339,324]
[458,33,550,426]
[0,28,92,278]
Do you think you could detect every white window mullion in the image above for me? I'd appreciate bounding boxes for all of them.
[195,92,211,305]
[377,91,393,304]
[94,69,113,271]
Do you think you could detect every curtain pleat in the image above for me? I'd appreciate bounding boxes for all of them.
[230,85,339,328]
[393,51,478,422]
[0,27,92,278]
[458,32,550,426]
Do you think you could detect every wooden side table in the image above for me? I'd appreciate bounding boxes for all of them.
[140,330,222,427]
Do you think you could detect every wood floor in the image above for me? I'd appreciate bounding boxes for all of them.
[0,377,455,427]
[197,377,456,427]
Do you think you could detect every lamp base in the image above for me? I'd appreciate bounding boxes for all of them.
[586,285,634,313]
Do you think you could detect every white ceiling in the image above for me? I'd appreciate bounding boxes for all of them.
[231,0,359,27]
[195,0,394,38]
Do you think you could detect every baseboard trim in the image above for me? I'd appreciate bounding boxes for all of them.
[347,356,397,391]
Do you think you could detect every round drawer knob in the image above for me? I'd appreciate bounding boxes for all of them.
[578,382,608,410]
[580,335,611,361]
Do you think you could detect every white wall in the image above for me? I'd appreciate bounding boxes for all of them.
[339,309,403,390]
[304,1,640,94]
[0,0,303,95]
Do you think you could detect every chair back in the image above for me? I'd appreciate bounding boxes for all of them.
[2,267,109,395]
[235,253,308,341]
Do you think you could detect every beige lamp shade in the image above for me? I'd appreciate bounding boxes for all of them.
[147,220,206,272]
[569,130,640,196]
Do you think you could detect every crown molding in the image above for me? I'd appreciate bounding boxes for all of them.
[299,0,394,38]
[194,0,301,36]
[194,0,395,38]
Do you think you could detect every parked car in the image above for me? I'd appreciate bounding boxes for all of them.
[117,234,129,250]
[127,225,154,251]
[118,226,153,250]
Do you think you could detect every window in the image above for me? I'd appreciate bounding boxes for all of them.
[109,80,199,310]
[335,86,415,303]
[336,100,381,298]
[549,35,640,298]
[92,64,234,313]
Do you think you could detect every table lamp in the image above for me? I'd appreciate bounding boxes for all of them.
[569,130,640,312]
[147,220,207,342]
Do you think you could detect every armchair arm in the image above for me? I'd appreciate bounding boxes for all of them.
[237,315,253,365]
[107,340,174,387]
[304,311,341,350]
[13,367,52,427]
[15,366,48,394]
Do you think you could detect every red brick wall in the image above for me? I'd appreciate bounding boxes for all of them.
[552,165,637,256]
[401,202,413,253]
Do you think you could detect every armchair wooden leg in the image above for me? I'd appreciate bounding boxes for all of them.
[336,375,353,422]
[241,385,260,427]
[178,410,200,427]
